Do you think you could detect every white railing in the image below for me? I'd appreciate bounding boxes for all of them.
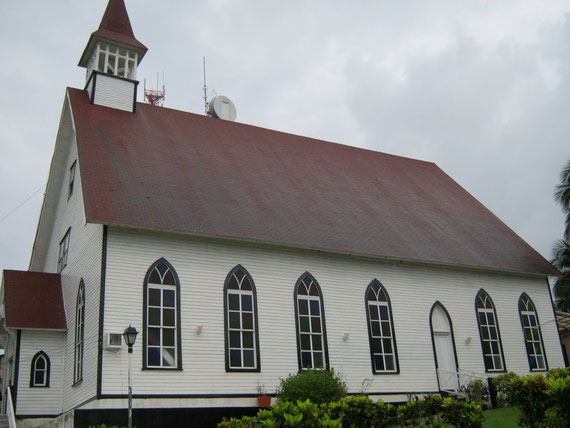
[6,387,17,428]
[437,368,487,391]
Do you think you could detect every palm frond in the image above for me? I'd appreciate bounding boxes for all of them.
[551,238,570,272]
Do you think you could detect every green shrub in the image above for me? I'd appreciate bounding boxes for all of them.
[218,400,342,428]
[545,375,570,426]
[466,379,488,406]
[546,366,570,380]
[492,371,518,407]
[276,370,347,405]
[397,400,423,427]
[376,400,398,427]
[324,395,378,428]
[88,425,125,428]
[507,374,551,427]
[217,394,484,427]
[441,397,484,428]
[544,407,568,428]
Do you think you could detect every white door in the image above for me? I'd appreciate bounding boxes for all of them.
[431,305,459,390]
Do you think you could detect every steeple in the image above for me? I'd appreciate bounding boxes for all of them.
[78,0,147,112]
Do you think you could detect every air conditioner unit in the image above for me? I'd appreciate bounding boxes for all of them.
[105,332,123,351]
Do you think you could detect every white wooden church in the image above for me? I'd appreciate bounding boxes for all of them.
[0,1,566,426]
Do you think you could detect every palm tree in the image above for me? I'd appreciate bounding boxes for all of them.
[554,158,570,240]
[551,239,570,312]
[552,158,570,311]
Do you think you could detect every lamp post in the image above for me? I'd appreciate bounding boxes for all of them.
[123,325,138,428]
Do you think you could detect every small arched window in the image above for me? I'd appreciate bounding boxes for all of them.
[74,280,85,384]
[143,259,182,369]
[294,272,329,370]
[519,293,547,371]
[30,351,50,388]
[224,265,260,371]
[475,289,505,372]
[365,279,399,374]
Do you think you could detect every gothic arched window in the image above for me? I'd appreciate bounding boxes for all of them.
[365,279,399,374]
[224,265,260,371]
[143,259,181,369]
[294,272,329,370]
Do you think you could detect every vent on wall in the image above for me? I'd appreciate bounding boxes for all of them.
[105,332,123,351]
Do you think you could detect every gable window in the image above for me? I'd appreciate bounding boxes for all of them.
[294,272,329,370]
[224,265,260,371]
[365,279,399,374]
[58,228,71,272]
[30,351,50,388]
[143,259,181,369]
[519,293,548,371]
[68,160,77,200]
[475,289,505,372]
[74,280,85,384]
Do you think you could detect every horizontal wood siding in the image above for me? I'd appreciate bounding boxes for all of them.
[16,331,65,415]
[31,134,103,412]
[101,228,564,400]
[92,74,134,112]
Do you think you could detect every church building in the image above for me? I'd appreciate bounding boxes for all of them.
[0,1,565,427]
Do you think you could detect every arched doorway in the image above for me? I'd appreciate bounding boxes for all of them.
[430,302,458,390]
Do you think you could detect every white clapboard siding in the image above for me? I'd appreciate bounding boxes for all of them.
[100,227,564,403]
[16,331,65,415]
[29,130,104,413]
[91,74,135,112]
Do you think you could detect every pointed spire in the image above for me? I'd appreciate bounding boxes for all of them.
[79,0,147,67]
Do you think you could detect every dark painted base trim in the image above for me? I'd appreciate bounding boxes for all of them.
[16,414,61,419]
[96,389,439,400]
[74,407,260,428]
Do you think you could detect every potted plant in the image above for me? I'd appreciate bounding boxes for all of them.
[257,382,271,407]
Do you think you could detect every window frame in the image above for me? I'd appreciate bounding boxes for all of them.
[223,265,261,372]
[142,258,182,370]
[293,272,329,371]
[68,160,77,200]
[474,289,506,373]
[365,279,399,374]
[58,228,71,272]
[73,280,85,385]
[30,351,50,388]
[518,293,548,372]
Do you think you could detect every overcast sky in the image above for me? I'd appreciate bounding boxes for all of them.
[0,1,569,272]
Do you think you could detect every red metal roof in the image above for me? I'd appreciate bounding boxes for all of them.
[79,0,147,67]
[68,88,558,276]
[2,270,66,330]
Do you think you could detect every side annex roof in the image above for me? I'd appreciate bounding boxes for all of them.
[2,270,66,330]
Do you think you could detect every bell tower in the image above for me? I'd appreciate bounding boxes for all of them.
[78,0,147,112]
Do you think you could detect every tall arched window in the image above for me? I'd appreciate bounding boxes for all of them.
[224,265,260,371]
[365,279,399,374]
[475,289,505,372]
[30,351,50,388]
[294,272,329,370]
[74,280,85,384]
[519,293,547,371]
[143,259,182,369]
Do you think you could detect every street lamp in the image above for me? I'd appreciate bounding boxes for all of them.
[123,325,138,428]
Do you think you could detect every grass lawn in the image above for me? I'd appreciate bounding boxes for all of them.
[482,407,518,427]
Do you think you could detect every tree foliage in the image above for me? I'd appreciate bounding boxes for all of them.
[552,158,570,312]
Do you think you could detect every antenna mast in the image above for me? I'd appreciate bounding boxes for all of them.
[203,56,210,115]
[144,72,165,106]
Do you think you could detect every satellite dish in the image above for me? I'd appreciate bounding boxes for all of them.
[208,95,237,121]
